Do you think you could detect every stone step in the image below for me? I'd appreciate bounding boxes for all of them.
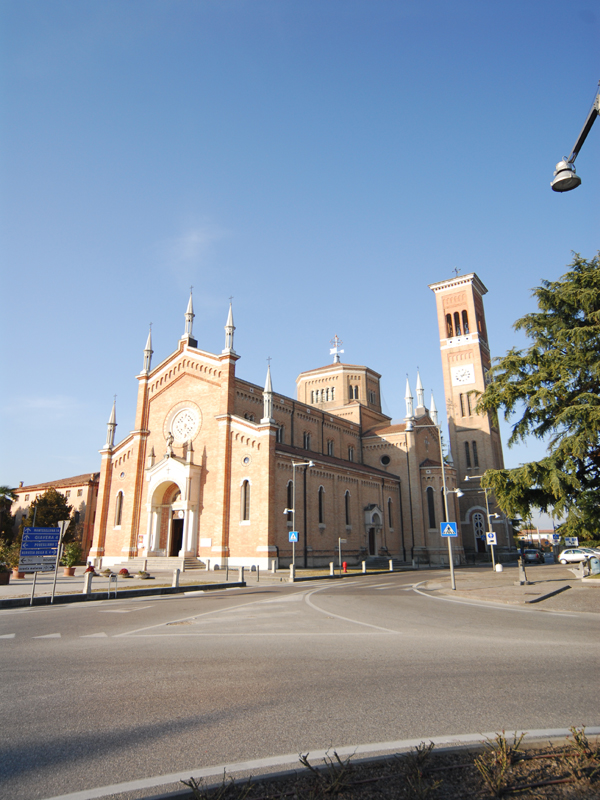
[183,557,206,570]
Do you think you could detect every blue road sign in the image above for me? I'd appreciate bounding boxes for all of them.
[20,527,61,562]
[440,522,458,537]
[22,527,60,543]
[289,531,299,543]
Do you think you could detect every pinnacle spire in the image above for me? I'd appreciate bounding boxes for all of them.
[430,392,438,426]
[184,289,194,338]
[404,376,414,419]
[143,325,153,373]
[261,360,275,423]
[223,299,236,353]
[416,370,425,408]
[105,397,117,449]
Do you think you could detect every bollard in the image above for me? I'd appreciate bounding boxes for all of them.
[257,566,260,583]
[329,562,334,576]
[515,558,531,586]
[389,559,393,572]
[271,560,277,573]
[226,565,229,581]
[83,571,93,595]
[143,559,148,572]
[495,563,503,573]
[239,566,244,584]
[342,561,347,574]
[362,561,366,574]
[206,559,210,571]
[172,568,180,588]
[289,565,295,582]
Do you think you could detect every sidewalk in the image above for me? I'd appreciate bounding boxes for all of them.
[0,564,290,604]
[420,563,600,614]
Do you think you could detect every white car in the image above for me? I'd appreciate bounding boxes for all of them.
[558,548,595,564]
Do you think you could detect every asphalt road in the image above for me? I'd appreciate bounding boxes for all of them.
[1,571,598,800]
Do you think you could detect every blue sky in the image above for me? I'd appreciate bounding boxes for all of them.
[1,0,598,526]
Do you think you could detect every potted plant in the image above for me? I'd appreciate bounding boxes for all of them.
[3,542,24,579]
[61,542,82,576]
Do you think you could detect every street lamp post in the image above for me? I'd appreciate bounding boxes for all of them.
[284,460,314,570]
[406,421,463,590]
[551,84,600,192]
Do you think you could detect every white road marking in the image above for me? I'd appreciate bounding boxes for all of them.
[33,633,61,638]
[40,727,600,800]
[303,585,401,634]
[96,607,150,613]
[80,632,108,638]
[129,632,391,637]
[411,582,590,616]
[0,633,16,638]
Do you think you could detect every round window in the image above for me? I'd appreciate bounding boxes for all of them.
[380,455,391,466]
[242,455,251,466]
[119,471,125,478]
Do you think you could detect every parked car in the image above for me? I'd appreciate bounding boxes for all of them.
[580,547,600,558]
[521,549,544,564]
[558,548,594,564]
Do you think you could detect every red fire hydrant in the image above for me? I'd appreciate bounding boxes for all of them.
[343,561,347,573]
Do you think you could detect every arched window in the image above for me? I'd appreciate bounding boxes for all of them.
[318,486,325,524]
[114,491,124,527]
[446,314,453,337]
[286,481,293,523]
[327,439,334,456]
[276,425,284,444]
[303,432,311,450]
[464,441,472,469]
[348,446,354,462]
[473,512,485,539]
[331,387,335,401]
[387,498,393,528]
[345,491,351,525]
[426,486,436,529]
[325,388,330,401]
[453,311,462,336]
[241,480,250,521]
[462,310,469,334]
[472,441,479,468]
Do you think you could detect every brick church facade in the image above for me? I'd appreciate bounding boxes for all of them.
[88,273,511,569]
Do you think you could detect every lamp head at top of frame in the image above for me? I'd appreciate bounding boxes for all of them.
[551,159,582,192]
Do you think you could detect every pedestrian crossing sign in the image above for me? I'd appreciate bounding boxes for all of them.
[289,531,299,543]
[440,522,458,537]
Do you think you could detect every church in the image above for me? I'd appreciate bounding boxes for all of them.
[89,272,511,569]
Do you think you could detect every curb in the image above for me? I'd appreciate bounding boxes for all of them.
[39,727,600,800]
[0,581,246,609]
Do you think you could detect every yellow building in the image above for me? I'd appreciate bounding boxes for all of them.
[11,473,99,556]
[89,274,509,569]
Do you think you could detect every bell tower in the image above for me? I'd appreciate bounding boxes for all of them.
[429,273,508,552]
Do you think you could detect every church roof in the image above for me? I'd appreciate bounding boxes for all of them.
[362,422,410,437]
[297,363,382,378]
[275,443,398,480]
[420,458,442,468]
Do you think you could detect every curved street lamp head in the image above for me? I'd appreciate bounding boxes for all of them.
[551,159,582,192]
[455,488,464,498]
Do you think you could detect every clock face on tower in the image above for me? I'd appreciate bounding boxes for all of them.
[451,364,475,386]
